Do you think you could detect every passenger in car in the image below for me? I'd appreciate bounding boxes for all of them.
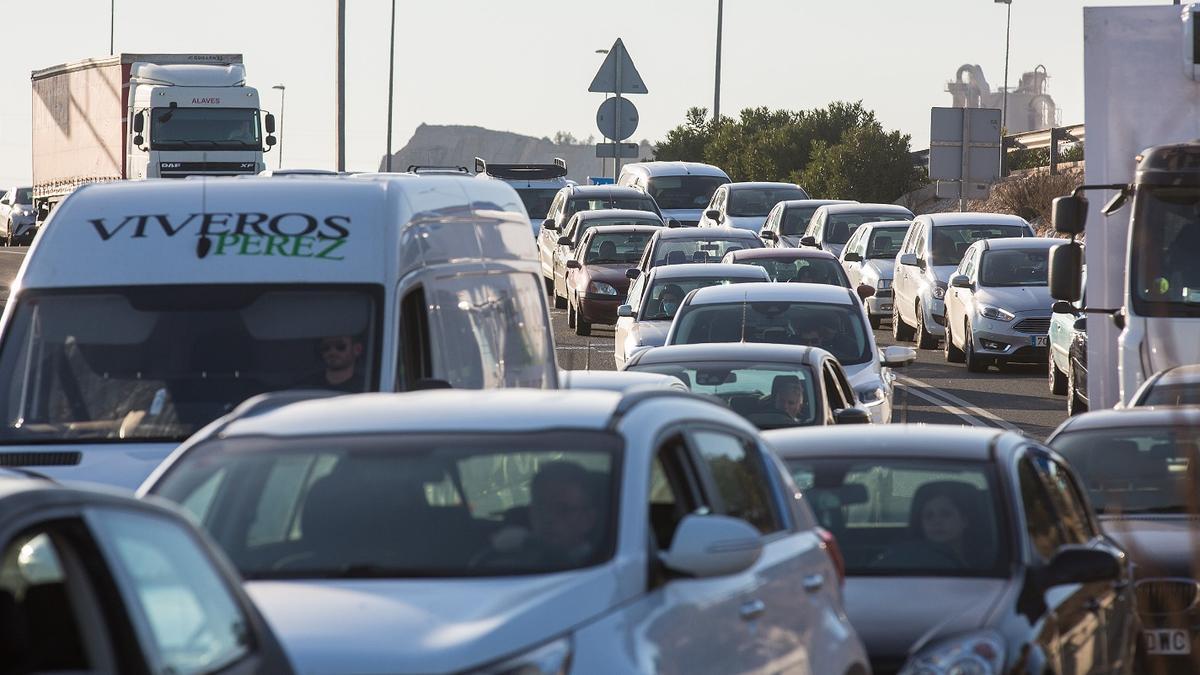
[873,481,986,571]
[487,461,604,570]
[764,375,808,422]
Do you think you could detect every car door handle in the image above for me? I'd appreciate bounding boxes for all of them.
[739,599,767,621]
[803,573,825,593]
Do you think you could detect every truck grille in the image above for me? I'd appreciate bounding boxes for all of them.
[875,288,893,298]
[1013,318,1051,334]
[1137,579,1200,615]
[0,451,81,467]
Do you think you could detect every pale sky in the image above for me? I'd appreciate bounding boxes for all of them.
[0,0,1165,186]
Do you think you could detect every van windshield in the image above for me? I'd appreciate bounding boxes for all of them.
[645,176,728,210]
[0,285,379,443]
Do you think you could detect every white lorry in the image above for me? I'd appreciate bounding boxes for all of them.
[31,53,275,224]
[1048,5,1200,409]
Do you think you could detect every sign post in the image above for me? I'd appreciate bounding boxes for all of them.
[589,39,648,178]
[929,107,1002,211]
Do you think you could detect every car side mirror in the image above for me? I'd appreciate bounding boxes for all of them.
[1073,317,1087,332]
[704,209,721,222]
[760,230,777,241]
[542,218,558,232]
[1051,300,1076,314]
[1049,242,1083,302]
[950,274,972,289]
[899,253,918,267]
[799,235,817,247]
[667,218,682,228]
[625,268,641,280]
[1044,545,1119,588]
[834,407,872,425]
[566,259,581,269]
[617,304,634,318]
[660,514,763,578]
[843,251,862,262]
[1051,194,1088,236]
[881,345,917,368]
[856,284,875,300]
[557,236,571,246]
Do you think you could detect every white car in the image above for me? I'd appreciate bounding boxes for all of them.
[697,182,809,231]
[558,369,689,392]
[664,282,916,423]
[141,389,871,675]
[799,203,914,258]
[614,262,769,369]
[759,199,856,248]
[839,221,911,329]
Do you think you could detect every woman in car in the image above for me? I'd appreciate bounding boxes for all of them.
[873,481,989,571]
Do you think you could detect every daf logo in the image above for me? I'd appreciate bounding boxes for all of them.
[161,162,182,169]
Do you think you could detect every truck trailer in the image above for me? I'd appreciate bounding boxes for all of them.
[31,53,276,225]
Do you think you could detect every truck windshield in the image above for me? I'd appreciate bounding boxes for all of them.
[1132,187,1200,316]
[0,285,379,443]
[151,107,262,150]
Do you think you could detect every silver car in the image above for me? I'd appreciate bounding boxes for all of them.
[614,262,769,369]
[799,203,914,258]
[839,221,910,329]
[944,237,1058,372]
[0,186,36,245]
[758,199,856,248]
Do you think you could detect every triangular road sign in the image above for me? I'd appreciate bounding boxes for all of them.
[588,38,648,95]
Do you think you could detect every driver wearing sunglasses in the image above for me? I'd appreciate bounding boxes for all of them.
[306,335,366,392]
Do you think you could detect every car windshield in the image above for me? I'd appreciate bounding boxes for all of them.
[931,225,1027,267]
[0,285,378,443]
[152,431,620,579]
[671,300,871,364]
[742,257,848,286]
[516,188,559,220]
[570,218,660,245]
[567,196,659,218]
[150,107,262,150]
[826,212,910,245]
[14,188,32,205]
[979,249,1048,287]
[1131,187,1200,316]
[1140,383,1200,406]
[781,207,820,235]
[867,227,908,258]
[645,176,728,210]
[629,362,818,429]
[786,458,1009,577]
[1050,426,1200,515]
[583,232,653,265]
[654,237,761,266]
[728,187,809,217]
[640,278,749,321]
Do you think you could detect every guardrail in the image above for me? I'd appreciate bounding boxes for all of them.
[1002,123,1085,176]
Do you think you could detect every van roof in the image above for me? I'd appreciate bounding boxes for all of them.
[621,162,730,179]
[25,175,535,290]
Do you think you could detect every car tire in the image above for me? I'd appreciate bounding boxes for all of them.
[869,315,881,330]
[915,301,938,350]
[1048,352,1067,395]
[964,322,987,373]
[1067,363,1088,416]
[566,300,577,328]
[553,274,567,309]
[944,321,965,363]
[892,302,915,341]
[574,296,591,336]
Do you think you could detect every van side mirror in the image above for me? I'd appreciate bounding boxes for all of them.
[557,236,571,246]
[264,113,276,134]
[1049,242,1083,302]
[1073,317,1087,332]
[667,218,682,228]
[760,230,777,241]
[265,136,277,148]
[660,515,763,578]
[899,253,918,267]
[1051,195,1088,236]
[1044,545,1119,587]
[1051,300,1076,314]
[542,219,558,232]
[856,284,875,300]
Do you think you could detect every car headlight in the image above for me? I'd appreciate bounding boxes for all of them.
[876,278,892,290]
[587,281,618,296]
[899,631,1005,675]
[856,386,886,404]
[978,305,1015,322]
[468,637,572,675]
[932,284,946,300]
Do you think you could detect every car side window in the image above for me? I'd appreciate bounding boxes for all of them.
[649,434,703,552]
[1017,456,1068,561]
[689,429,783,534]
[823,362,849,412]
[960,249,977,278]
[1035,454,1096,544]
[547,192,565,222]
[913,226,928,262]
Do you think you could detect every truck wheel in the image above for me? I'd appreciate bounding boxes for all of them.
[915,301,938,350]
[944,321,965,363]
[892,303,915,341]
[1048,352,1067,395]
[964,322,987,373]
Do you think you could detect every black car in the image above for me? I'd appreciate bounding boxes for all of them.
[1068,318,1088,415]
[0,471,294,674]
[1048,406,1200,673]
[767,425,1137,675]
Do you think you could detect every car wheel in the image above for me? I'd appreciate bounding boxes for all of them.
[915,301,938,350]
[544,275,554,295]
[1048,351,1067,395]
[574,297,591,336]
[553,275,567,310]
[566,299,576,328]
[944,321,965,363]
[892,302,915,341]
[869,315,881,330]
[1067,363,1088,416]
[964,322,987,373]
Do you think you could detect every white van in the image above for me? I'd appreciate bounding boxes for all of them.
[475,157,572,235]
[0,175,557,488]
[617,161,730,227]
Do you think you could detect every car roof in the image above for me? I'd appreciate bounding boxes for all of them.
[566,185,647,197]
[726,182,804,191]
[779,199,856,209]
[858,220,912,230]
[559,369,686,391]
[922,212,1030,226]
[1153,364,1200,386]
[727,247,838,261]
[819,203,913,215]
[647,262,770,280]
[978,236,1060,251]
[622,162,730,178]
[765,425,1009,461]
[654,227,761,240]
[575,209,663,222]
[1050,406,1200,436]
[584,224,662,236]
[687,281,855,306]
[630,342,824,365]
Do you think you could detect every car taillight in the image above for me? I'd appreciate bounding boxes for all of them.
[816,527,845,586]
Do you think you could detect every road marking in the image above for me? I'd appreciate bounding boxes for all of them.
[897,374,1021,431]
[898,383,990,428]
[0,250,28,256]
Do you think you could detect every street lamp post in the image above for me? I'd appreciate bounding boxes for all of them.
[996,0,1012,133]
[385,0,397,172]
[596,49,609,179]
[714,0,724,122]
[110,0,115,54]
[272,85,286,169]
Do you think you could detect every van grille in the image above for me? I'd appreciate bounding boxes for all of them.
[1137,578,1200,615]
[1014,318,1051,334]
[0,451,81,467]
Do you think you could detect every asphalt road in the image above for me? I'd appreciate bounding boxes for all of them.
[0,247,28,308]
[552,302,1071,441]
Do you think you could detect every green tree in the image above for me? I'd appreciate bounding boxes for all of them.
[653,107,717,162]
[798,123,925,203]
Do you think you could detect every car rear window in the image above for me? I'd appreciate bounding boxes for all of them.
[671,300,871,365]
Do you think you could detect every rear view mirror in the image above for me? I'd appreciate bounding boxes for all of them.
[834,407,872,425]
[1045,545,1119,587]
[843,251,861,262]
[660,515,763,578]
[1051,195,1088,236]
[617,304,633,318]
[1049,242,1083,302]
[704,209,721,222]
[799,236,817,247]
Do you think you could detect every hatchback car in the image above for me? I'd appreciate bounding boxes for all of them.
[721,247,852,287]
[698,182,810,231]
[1049,271,1086,398]
[625,343,871,428]
[770,425,1137,675]
[614,263,769,370]
[630,226,764,277]
[0,186,35,245]
[558,369,690,392]
[664,282,916,423]
[546,208,664,299]
[563,224,659,334]
[892,213,1035,349]
[800,203,915,258]
[141,389,871,675]
[538,185,662,283]
[943,237,1057,372]
[617,161,730,227]
[839,221,910,329]
[1048,407,1200,672]
[1128,364,1200,407]
[759,199,857,248]
[0,471,294,674]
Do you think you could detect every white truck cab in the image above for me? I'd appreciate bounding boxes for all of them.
[0,175,556,488]
[475,157,572,235]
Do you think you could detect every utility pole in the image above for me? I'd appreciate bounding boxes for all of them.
[336,0,346,171]
[272,85,286,169]
[713,0,724,122]
[110,0,115,55]
[996,0,1012,133]
[385,0,397,172]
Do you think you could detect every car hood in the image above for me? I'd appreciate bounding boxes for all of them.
[842,360,880,387]
[861,259,895,282]
[826,243,846,258]
[931,265,958,284]
[726,215,768,232]
[631,319,671,348]
[845,576,1009,660]
[585,263,634,289]
[246,567,620,675]
[1101,515,1200,578]
[976,285,1052,313]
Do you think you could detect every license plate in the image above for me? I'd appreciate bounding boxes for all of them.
[880,303,892,312]
[1032,335,1048,347]
[1145,629,1191,655]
